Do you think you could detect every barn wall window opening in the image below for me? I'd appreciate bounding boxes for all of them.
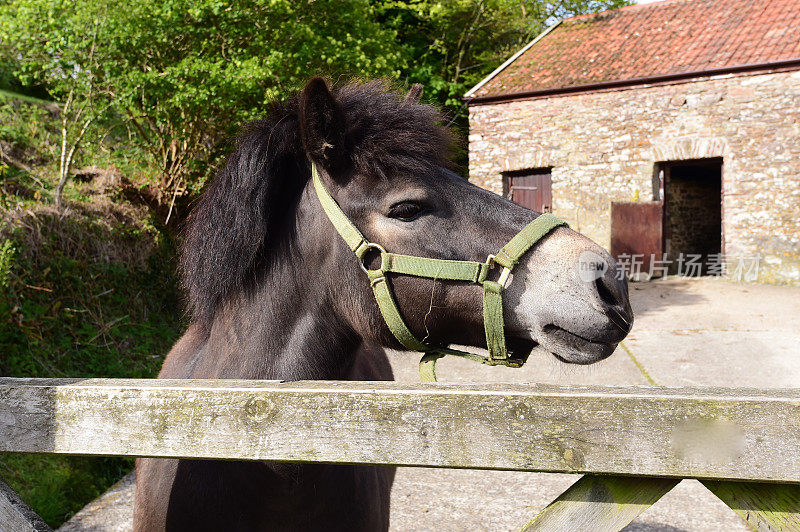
[466,0,800,285]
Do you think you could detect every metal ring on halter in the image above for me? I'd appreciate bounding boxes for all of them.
[359,242,387,274]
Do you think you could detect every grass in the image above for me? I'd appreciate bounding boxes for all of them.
[0,105,186,525]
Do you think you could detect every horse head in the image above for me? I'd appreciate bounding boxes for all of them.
[297,78,632,366]
[181,78,632,377]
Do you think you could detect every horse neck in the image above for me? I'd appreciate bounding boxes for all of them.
[192,256,361,381]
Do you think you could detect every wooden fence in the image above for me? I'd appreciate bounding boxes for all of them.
[1,377,799,531]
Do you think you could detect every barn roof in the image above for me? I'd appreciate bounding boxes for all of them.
[466,0,800,103]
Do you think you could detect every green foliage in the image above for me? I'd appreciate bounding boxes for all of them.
[0,89,156,198]
[0,2,113,206]
[0,0,403,195]
[0,238,13,288]
[0,0,630,186]
[0,1,104,98]
[0,100,58,161]
[109,0,403,194]
[0,208,183,378]
[0,53,50,101]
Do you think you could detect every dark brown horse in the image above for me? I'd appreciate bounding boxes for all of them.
[133,78,632,531]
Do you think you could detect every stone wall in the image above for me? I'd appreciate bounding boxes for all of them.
[468,69,800,284]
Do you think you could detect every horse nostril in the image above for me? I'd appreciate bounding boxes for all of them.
[593,267,634,335]
[595,273,620,307]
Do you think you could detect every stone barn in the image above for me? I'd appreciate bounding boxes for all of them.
[466,0,800,284]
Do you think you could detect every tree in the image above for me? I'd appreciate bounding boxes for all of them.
[0,0,403,204]
[0,0,114,208]
[97,0,404,203]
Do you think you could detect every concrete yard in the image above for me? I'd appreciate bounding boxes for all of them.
[60,277,800,531]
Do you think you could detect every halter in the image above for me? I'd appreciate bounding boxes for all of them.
[312,163,568,381]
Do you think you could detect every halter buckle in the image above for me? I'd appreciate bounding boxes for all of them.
[359,242,387,274]
[485,254,512,288]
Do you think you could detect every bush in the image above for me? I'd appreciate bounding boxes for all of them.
[0,199,183,378]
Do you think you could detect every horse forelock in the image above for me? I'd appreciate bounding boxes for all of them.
[180,80,453,326]
[337,80,453,177]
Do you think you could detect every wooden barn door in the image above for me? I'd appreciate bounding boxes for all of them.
[610,201,663,278]
[506,169,552,213]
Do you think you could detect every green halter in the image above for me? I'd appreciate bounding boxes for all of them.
[312,163,568,381]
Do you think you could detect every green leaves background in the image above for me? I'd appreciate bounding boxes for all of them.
[1,0,628,186]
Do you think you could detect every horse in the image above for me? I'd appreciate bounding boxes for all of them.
[133,77,633,531]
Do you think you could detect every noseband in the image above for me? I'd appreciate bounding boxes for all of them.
[312,163,568,381]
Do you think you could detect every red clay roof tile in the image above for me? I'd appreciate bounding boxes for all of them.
[470,0,800,99]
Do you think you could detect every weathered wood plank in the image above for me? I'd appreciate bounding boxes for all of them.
[0,475,52,532]
[1,378,799,481]
[57,473,135,532]
[703,480,800,531]
[520,475,680,531]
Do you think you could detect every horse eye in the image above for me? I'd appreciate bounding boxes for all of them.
[388,201,424,222]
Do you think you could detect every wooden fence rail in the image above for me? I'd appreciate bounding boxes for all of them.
[1,378,799,531]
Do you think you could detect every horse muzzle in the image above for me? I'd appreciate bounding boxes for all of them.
[503,227,634,365]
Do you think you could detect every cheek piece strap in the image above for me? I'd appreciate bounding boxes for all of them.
[312,163,568,382]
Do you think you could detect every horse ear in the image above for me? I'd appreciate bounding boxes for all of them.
[299,77,345,171]
[405,83,423,102]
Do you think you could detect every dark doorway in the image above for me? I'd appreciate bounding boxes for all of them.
[504,168,552,213]
[660,158,723,275]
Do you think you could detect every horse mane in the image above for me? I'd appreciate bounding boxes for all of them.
[180,80,453,325]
